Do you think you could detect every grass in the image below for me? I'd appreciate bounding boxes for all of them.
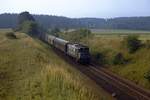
[0,30,113,100]
[59,29,150,90]
[0,28,12,33]
[56,29,150,91]
[83,33,150,90]
[91,29,150,35]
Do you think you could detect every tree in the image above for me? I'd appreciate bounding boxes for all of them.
[50,27,60,37]
[77,28,91,37]
[18,11,35,25]
[21,21,39,36]
[1,13,150,30]
[16,12,41,37]
[125,35,142,53]
[64,28,92,42]
[93,52,106,65]
[112,53,126,65]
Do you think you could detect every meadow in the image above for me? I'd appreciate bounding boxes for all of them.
[91,29,150,35]
[0,30,113,100]
[60,30,150,89]
[84,30,150,90]
[61,28,150,90]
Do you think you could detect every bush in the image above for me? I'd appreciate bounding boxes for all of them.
[93,52,106,65]
[78,28,91,37]
[49,28,60,37]
[20,21,39,36]
[6,32,17,39]
[124,35,142,53]
[112,53,126,65]
[144,71,150,81]
[60,28,92,43]
[145,40,150,49]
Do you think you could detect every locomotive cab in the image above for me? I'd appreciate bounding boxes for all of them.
[77,47,91,64]
[67,43,91,64]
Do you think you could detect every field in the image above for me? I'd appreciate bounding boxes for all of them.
[83,30,150,90]
[57,28,150,91]
[91,29,150,35]
[59,29,150,91]
[0,29,113,100]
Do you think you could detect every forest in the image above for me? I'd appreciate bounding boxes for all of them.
[0,13,150,30]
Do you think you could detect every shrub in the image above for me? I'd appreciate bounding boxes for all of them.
[21,21,39,36]
[78,28,91,37]
[112,53,126,65]
[6,32,17,39]
[124,35,142,53]
[60,28,92,43]
[93,52,106,65]
[49,27,60,37]
[144,71,150,81]
[145,40,150,49]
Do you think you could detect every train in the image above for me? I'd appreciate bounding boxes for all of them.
[39,33,91,64]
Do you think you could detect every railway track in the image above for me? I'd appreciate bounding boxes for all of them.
[89,63,150,100]
[52,47,150,100]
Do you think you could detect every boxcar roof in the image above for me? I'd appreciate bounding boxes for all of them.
[55,37,69,43]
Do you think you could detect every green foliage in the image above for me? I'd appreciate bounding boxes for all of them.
[61,30,150,89]
[0,29,12,33]
[78,28,91,37]
[20,21,39,36]
[18,11,35,25]
[92,29,150,35]
[112,53,126,65]
[60,28,92,42]
[17,12,36,34]
[5,32,17,39]
[85,34,150,89]
[92,52,106,65]
[124,35,142,53]
[145,40,150,48]
[0,32,112,100]
[2,13,150,30]
[16,12,47,37]
[49,27,60,37]
[144,71,150,81]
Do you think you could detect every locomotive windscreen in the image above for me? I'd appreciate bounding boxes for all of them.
[79,48,89,53]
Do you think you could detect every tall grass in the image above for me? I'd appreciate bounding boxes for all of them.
[92,29,150,35]
[84,34,150,90]
[59,30,150,90]
[0,28,12,33]
[0,31,112,100]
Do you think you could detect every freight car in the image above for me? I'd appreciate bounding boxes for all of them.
[53,37,69,52]
[47,35,55,45]
[44,34,90,64]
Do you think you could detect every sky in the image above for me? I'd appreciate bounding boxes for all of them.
[0,0,150,18]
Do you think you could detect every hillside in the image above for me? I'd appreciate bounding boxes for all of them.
[59,30,150,91]
[0,29,113,100]
[0,13,150,30]
[85,34,150,90]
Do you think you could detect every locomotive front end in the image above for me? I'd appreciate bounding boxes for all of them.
[77,47,91,64]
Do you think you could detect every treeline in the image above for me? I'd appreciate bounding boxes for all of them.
[0,13,150,30]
